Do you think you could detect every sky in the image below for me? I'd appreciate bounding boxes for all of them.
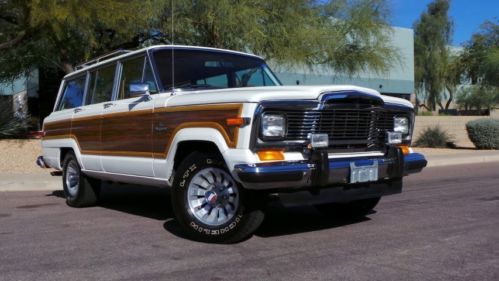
[390,0,498,46]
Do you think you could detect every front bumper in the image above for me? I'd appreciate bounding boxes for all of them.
[234,151,427,190]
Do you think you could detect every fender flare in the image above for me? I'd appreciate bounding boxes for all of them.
[41,137,85,170]
[162,127,232,182]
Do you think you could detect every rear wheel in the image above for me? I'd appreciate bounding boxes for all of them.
[62,152,101,207]
[171,152,264,243]
[316,197,381,218]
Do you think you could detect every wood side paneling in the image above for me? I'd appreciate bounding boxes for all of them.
[153,105,241,158]
[101,109,154,157]
[43,120,71,139]
[71,117,101,152]
[42,104,242,159]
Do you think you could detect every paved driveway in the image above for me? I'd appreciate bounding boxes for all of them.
[1,163,498,281]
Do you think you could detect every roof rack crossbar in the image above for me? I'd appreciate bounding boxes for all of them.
[75,49,132,70]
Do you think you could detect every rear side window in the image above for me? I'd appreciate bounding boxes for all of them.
[58,76,86,110]
[86,64,116,104]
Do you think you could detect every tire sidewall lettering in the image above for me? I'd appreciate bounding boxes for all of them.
[188,214,243,236]
[179,164,197,188]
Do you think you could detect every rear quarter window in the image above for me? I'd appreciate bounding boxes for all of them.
[57,76,86,110]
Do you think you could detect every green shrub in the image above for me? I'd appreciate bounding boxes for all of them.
[414,125,454,148]
[0,100,27,139]
[466,119,499,149]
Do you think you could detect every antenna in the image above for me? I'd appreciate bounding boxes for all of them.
[171,0,175,93]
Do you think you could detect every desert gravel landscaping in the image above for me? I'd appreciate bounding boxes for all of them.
[0,139,46,174]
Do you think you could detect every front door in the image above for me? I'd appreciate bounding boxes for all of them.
[100,55,158,177]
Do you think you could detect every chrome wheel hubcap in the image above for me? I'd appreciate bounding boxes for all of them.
[65,161,80,197]
[187,167,239,226]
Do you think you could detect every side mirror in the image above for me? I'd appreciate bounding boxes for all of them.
[129,83,150,98]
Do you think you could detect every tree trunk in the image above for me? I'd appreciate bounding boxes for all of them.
[437,101,444,111]
[445,86,453,110]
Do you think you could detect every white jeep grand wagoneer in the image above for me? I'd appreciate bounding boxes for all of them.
[38,45,426,243]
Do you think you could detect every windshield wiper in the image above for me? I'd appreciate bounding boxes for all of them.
[170,84,221,91]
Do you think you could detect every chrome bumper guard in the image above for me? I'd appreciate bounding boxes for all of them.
[234,151,427,190]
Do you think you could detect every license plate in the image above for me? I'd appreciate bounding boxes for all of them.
[350,160,378,183]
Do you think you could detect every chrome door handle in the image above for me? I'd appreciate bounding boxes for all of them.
[74,108,83,113]
[103,103,115,109]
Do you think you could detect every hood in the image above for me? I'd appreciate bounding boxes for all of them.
[164,85,413,108]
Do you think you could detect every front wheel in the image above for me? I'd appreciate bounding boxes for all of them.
[316,197,381,218]
[171,152,264,243]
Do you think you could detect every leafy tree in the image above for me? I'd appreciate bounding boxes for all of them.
[456,20,499,112]
[0,0,400,125]
[0,0,164,81]
[157,0,398,75]
[456,85,499,111]
[460,20,499,87]
[414,0,453,111]
[1,0,398,83]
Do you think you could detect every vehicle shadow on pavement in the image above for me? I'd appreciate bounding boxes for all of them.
[255,202,372,238]
[98,184,174,220]
[49,186,372,240]
[49,183,174,221]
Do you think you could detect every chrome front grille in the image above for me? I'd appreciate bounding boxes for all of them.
[284,109,408,151]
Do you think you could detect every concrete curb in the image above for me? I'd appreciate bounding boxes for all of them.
[0,174,61,192]
[426,154,499,168]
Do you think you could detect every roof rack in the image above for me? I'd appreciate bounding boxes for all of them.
[75,49,132,70]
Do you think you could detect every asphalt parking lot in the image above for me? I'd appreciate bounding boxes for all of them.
[1,162,498,281]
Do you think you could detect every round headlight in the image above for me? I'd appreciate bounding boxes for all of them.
[394,117,409,134]
[261,113,286,138]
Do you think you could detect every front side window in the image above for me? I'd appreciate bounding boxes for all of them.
[58,76,86,110]
[118,56,144,100]
[117,56,158,100]
[86,64,116,105]
[143,60,158,94]
[153,49,281,91]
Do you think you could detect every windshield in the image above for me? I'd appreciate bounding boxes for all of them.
[152,48,281,91]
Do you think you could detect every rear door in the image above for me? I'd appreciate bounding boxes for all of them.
[71,63,117,171]
[100,55,159,177]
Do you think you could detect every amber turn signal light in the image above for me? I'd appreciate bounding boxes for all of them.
[226,117,249,127]
[257,150,285,161]
[397,145,410,155]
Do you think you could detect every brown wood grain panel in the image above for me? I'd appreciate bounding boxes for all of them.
[101,109,153,157]
[71,117,101,152]
[152,105,241,158]
[43,120,71,139]
[42,103,242,159]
